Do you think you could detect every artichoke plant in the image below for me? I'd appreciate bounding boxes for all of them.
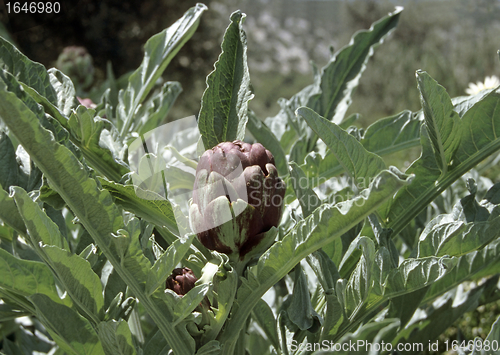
[55,46,95,92]
[190,140,285,261]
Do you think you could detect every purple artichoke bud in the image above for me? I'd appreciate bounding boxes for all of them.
[165,268,198,296]
[56,46,95,90]
[190,140,285,259]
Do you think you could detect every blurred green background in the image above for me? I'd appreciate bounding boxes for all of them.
[2,0,500,353]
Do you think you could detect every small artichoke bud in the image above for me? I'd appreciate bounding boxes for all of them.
[166,268,198,296]
[190,140,285,259]
[56,46,95,90]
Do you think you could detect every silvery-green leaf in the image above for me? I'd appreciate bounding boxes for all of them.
[297,107,386,184]
[198,11,253,149]
[98,320,136,355]
[118,4,206,137]
[30,294,105,355]
[416,70,461,173]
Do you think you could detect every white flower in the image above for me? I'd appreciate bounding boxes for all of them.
[465,75,500,95]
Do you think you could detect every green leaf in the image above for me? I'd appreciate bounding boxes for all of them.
[0,248,66,307]
[143,328,170,355]
[172,284,209,325]
[416,70,461,173]
[195,340,221,355]
[0,78,195,354]
[30,294,105,355]
[198,11,253,149]
[387,287,429,329]
[42,245,105,322]
[417,203,500,258]
[360,110,422,157]
[99,178,179,236]
[98,320,136,355]
[218,170,410,354]
[20,82,128,182]
[381,129,439,227]
[385,89,500,236]
[424,239,500,303]
[12,187,105,323]
[68,106,128,180]
[287,264,322,331]
[306,249,340,292]
[246,111,287,176]
[289,162,320,218]
[306,7,402,124]
[137,81,182,135]
[321,246,456,343]
[0,36,58,105]
[340,237,376,317]
[251,299,280,352]
[320,292,344,340]
[294,110,422,205]
[297,106,386,184]
[48,68,79,116]
[12,186,69,250]
[118,4,206,137]
[399,283,486,354]
[0,303,30,321]
[0,184,26,235]
[0,131,25,189]
[472,314,500,355]
[452,88,496,117]
[320,319,400,355]
[200,259,239,343]
[453,91,500,167]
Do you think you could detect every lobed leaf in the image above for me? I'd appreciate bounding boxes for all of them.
[297,106,386,184]
[67,105,128,181]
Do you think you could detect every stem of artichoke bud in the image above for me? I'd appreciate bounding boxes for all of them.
[233,260,248,279]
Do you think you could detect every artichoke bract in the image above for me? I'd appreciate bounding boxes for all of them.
[190,140,285,260]
[166,268,198,296]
